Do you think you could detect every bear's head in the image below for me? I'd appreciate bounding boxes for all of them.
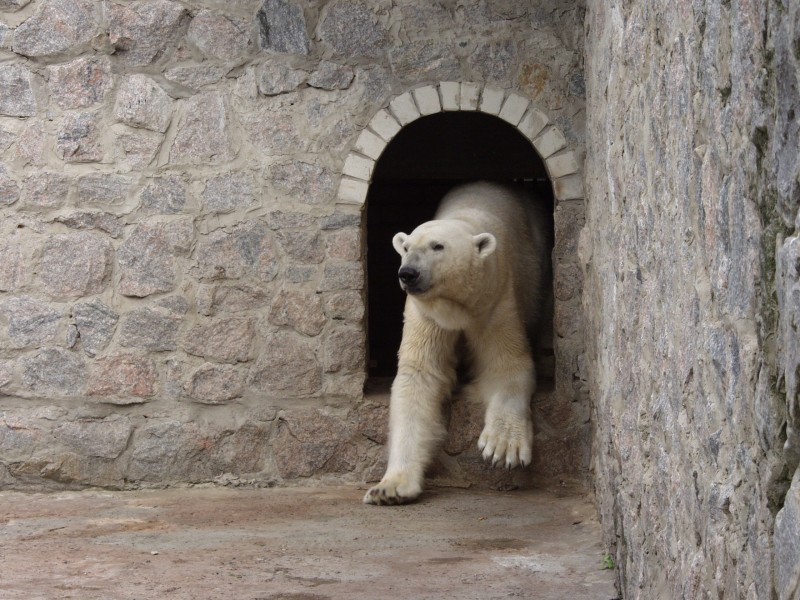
[392,219,497,299]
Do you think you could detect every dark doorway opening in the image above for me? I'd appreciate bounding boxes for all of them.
[366,111,554,380]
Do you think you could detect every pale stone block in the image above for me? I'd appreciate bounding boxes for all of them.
[546,150,581,179]
[342,154,373,181]
[368,109,401,141]
[439,81,460,110]
[533,126,568,158]
[518,107,549,140]
[498,92,530,126]
[553,174,584,201]
[413,85,441,115]
[479,87,504,115]
[389,92,420,125]
[337,177,369,205]
[355,128,387,160]
[460,82,480,110]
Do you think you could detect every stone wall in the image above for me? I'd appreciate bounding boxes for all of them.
[0,1,587,490]
[584,1,798,597]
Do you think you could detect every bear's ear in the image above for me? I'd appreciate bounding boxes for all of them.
[392,232,408,256]
[473,233,497,258]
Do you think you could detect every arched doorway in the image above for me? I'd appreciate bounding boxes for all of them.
[339,82,589,483]
[366,111,554,381]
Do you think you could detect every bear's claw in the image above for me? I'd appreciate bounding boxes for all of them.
[478,415,533,469]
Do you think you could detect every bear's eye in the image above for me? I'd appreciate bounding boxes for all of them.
[432,243,444,251]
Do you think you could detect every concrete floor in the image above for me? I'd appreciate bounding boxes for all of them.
[0,484,617,600]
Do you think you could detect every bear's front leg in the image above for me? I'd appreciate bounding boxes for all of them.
[472,330,536,469]
[364,308,458,505]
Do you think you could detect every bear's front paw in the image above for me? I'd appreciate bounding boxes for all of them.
[363,473,422,506]
[478,414,533,469]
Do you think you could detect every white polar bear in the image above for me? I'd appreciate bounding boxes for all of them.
[364,181,552,505]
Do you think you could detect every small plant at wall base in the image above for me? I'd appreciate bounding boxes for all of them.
[601,552,615,570]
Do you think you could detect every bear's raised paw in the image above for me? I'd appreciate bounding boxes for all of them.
[478,414,533,469]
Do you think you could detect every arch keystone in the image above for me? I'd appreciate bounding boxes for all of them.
[460,82,480,110]
[439,81,460,110]
[412,85,441,115]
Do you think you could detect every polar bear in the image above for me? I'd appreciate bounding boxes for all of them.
[364,181,552,505]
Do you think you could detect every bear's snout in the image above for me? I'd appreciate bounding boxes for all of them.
[398,266,420,286]
[398,265,430,294]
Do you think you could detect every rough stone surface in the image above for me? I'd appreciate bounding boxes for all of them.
[271,161,335,205]
[38,232,113,298]
[12,0,99,57]
[202,172,258,213]
[309,61,355,90]
[55,416,132,459]
[54,212,125,239]
[0,64,36,117]
[254,62,307,95]
[1,296,62,349]
[88,354,158,401]
[56,111,103,163]
[188,10,251,61]
[138,176,187,214]
[107,0,187,67]
[249,331,322,397]
[196,284,269,315]
[117,222,187,297]
[193,221,278,283]
[73,300,119,357]
[322,326,364,373]
[118,308,180,352]
[185,363,245,404]
[115,131,162,170]
[257,0,311,55]
[0,165,20,206]
[273,410,356,478]
[276,230,324,264]
[47,57,112,110]
[169,92,234,165]
[182,317,255,364]
[114,75,174,133]
[268,289,325,336]
[388,40,460,82]
[76,174,135,209]
[0,239,24,291]
[0,0,31,11]
[584,2,795,598]
[20,173,69,210]
[319,1,388,59]
[20,348,86,397]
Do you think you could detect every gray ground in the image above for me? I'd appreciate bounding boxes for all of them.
[0,484,617,599]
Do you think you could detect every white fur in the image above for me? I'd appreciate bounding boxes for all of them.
[364,182,551,506]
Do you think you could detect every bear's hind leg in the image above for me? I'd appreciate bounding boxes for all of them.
[364,313,458,505]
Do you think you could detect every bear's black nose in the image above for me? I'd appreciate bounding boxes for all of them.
[398,266,420,285]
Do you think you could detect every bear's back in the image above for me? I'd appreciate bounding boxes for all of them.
[435,182,552,332]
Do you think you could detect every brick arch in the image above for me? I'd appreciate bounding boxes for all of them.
[336,81,584,206]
